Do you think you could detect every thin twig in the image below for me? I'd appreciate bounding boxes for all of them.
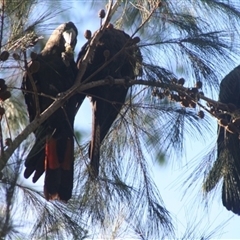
[0,78,125,170]
[0,0,118,171]
[0,1,223,176]
[0,116,3,156]
[77,1,153,92]
[23,51,40,117]
[20,87,56,101]
[4,110,12,141]
[76,0,115,84]
[0,77,223,170]
[131,4,158,38]
[0,0,4,50]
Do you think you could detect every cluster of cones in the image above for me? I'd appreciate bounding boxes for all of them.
[0,51,11,124]
[151,77,205,118]
[209,101,240,135]
[0,50,12,115]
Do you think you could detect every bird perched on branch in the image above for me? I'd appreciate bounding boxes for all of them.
[77,27,142,177]
[22,22,80,201]
[203,65,240,215]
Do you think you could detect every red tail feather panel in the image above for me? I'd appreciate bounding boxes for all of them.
[44,137,74,201]
[45,138,60,170]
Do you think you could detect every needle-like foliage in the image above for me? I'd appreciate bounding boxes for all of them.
[1,0,240,239]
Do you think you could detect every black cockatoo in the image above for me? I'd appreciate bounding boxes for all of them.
[22,22,79,201]
[77,27,142,177]
[203,65,240,214]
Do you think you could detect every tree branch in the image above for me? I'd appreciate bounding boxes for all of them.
[0,77,223,171]
[0,0,5,50]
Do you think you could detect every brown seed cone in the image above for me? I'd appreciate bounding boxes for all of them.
[0,51,10,61]
[107,23,114,29]
[131,36,140,44]
[30,51,38,60]
[232,118,240,127]
[157,1,162,7]
[12,53,20,60]
[157,92,165,99]
[190,87,198,94]
[84,30,92,40]
[98,9,106,19]
[179,93,186,100]
[29,61,40,74]
[206,102,212,108]
[181,99,190,107]
[189,101,196,108]
[5,138,12,146]
[173,94,180,102]
[152,89,158,97]
[164,89,170,96]
[226,123,239,134]
[0,107,5,116]
[218,118,228,127]
[189,93,197,100]
[171,78,178,84]
[178,78,185,85]
[198,110,205,119]
[195,81,203,89]
[0,91,11,101]
[152,92,157,97]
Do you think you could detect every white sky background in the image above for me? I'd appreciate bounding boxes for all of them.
[25,0,240,238]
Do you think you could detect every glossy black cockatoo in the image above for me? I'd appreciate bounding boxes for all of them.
[22,22,79,201]
[77,27,142,177]
[203,65,240,215]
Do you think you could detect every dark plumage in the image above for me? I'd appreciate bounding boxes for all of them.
[22,22,79,201]
[203,65,240,214]
[77,28,142,177]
